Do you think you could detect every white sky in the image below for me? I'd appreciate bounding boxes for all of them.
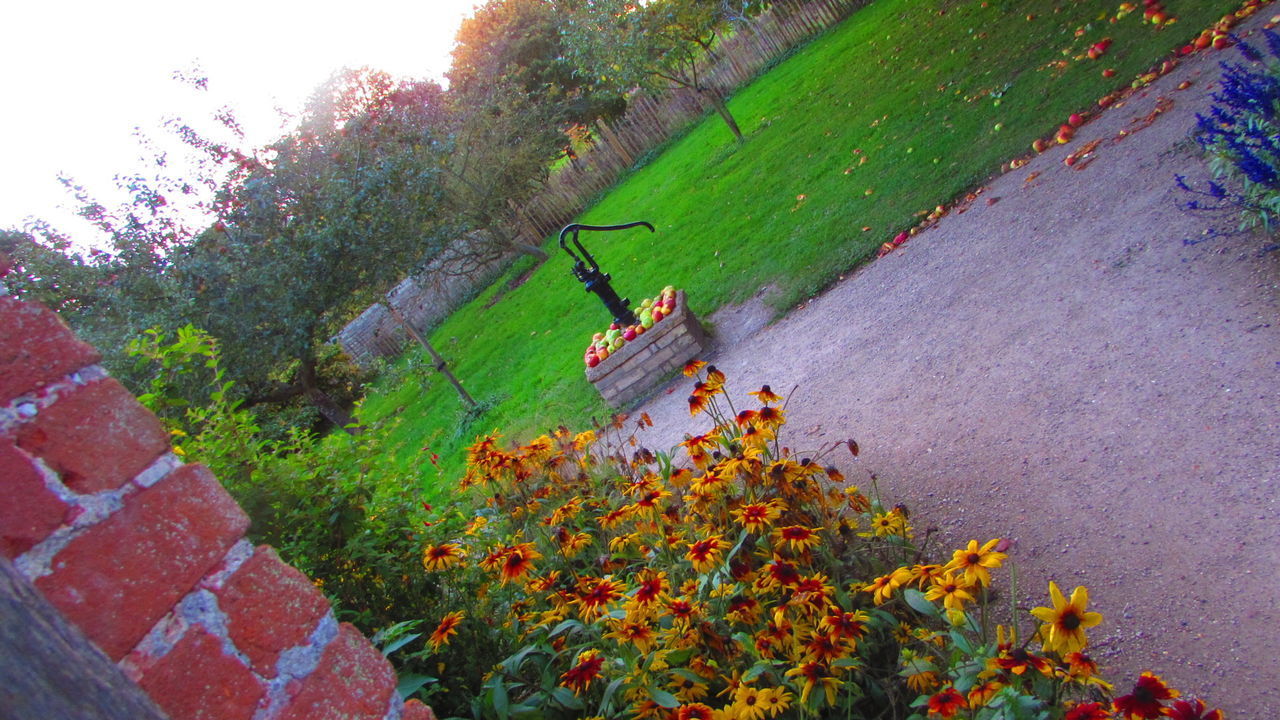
[1,0,479,248]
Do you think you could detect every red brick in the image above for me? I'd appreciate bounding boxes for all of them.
[16,377,170,493]
[136,628,265,720]
[279,623,396,720]
[36,463,249,660]
[0,298,101,405]
[403,700,438,720]
[218,546,331,677]
[0,438,69,558]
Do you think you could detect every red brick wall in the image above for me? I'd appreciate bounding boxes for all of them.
[0,297,437,720]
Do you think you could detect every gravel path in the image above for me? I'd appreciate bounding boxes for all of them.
[629,21,1279,718]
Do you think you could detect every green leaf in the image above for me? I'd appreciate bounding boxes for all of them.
[551,686,585,710]
[491,680,510,720]
[664,648,693,665]
[548,618,584,638]
[598,676,628,716]
[904,588,940,617]
[395,673,436,701]
[381,632,422,656]
[669,667,708,684]
[742,662,770,683]
[949,630,974,655]
[648,687,681,709]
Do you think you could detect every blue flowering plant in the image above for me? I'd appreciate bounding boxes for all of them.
[1178,30,1280,232]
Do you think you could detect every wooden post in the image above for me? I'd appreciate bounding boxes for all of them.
[383,302,477,408]
[596,118,635,168]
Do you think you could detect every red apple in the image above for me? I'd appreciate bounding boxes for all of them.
[1068,113,1084,128]
[586,355,600,367]
[623,327,637,341]
[609,322,619,331]
[1032,138,1050,153]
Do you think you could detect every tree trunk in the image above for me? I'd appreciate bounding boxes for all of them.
[298,357,361,433]
[699,87,744,142]
[383,302,478,408]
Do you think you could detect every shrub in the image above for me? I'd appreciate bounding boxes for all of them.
[128,326,446,633]
[412,365,1222,720]
[1178,30,1280,232]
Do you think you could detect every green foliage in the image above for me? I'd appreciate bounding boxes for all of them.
[450,0,626,128]
[124,326,445,636]
[560,0,754,139]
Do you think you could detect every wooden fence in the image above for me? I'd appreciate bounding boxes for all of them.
[512,0,865,245]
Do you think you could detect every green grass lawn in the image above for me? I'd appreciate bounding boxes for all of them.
[359,0,1243,499]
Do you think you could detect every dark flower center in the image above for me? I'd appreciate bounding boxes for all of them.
[967,553,981,565]
[1061,610,1082,630]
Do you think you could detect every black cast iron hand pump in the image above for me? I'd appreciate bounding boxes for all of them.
[558,221,654,327]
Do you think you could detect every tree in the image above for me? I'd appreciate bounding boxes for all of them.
[560,0,761,142]
[449,0,626,130]
[432,77,567,270]
[175,69,455,430]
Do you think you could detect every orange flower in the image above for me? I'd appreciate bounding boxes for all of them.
[756,405,786,428]
[731,500,785,533]
[605,617,657,652]
[725,595,763,625]
[688,394,709,416]
[749,385,784,404]
[428,611,464,651]
[863,573,901,605]
[988,647,1053,677]
[772,525,823,552]
[1113,673,1178,719]
[905,564,945,589]
[631,569,669,607]
[421,543,465,571]
[820,610,869,640]
[574,576,626,621]
[682,360,707,377]
[553,526,592,556]
[1064,702,1113,720]
[685,535,731,573]
[489,543,540,585]
[676,703,714,720]
[597,505,633,529]
[680,431,721,452]
[927,687,966,719]
[967,679,1002,707]
[559,649,605,694]
[1167,698,1223,720]
[921,571,967,609]
[945,539,1007,587]
[784,662,841,706]
[704,365,726,388]
[762,555,802,588]
[803,630,852,663]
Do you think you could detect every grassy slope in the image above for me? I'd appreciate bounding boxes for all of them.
[359,0,1243,499]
